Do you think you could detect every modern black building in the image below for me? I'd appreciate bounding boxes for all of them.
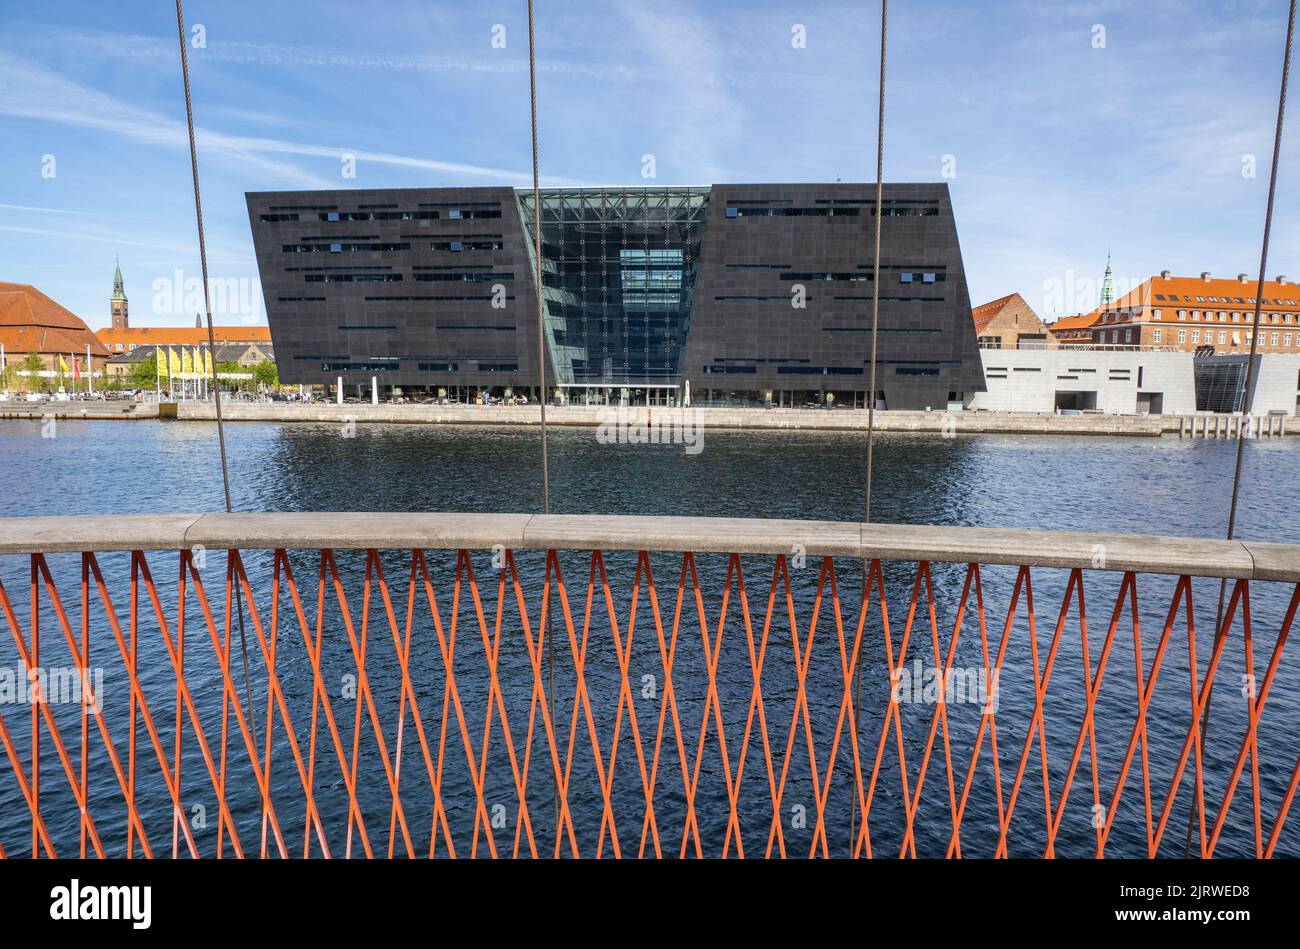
[246,183,984,408]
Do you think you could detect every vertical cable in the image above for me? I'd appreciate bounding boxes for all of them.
[1184,0,1294,858]
[175,0,257,747]
[850,0,888,854]
[527,0,551,515]
[526,0,559,835]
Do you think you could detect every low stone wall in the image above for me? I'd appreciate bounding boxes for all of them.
[0,400,158,421]
[173,402,1171,436]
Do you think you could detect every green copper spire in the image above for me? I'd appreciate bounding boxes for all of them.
[1100,251,1114,307]
[112,257,127,302]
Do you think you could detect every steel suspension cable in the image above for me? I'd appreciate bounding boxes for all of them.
[1185,0,1295,858]
[174,0,258,754]
[525,0,559,836]
[850,0,888,854]
[527,0,551,516]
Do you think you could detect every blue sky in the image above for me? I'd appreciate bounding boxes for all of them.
[0,0,1296,328]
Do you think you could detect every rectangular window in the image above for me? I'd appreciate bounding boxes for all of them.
[1153,328,1162,343]
[1177,330,1186,343]
[900,273,913,283]
[1192,330,1200,343]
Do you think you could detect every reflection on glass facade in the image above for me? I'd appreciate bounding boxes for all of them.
[1195,359,1249,412]
[517,188,709,384]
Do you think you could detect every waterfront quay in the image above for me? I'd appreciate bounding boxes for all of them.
[1,399,1295,437]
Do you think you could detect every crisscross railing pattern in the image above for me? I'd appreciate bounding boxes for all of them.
[0,514,1297,858]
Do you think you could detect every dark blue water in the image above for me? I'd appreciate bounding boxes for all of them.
[1,419,1298,858]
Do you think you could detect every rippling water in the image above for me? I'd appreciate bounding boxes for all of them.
[1,419,1298,858]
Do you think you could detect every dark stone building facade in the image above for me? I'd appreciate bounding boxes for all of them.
[246,183,983,408]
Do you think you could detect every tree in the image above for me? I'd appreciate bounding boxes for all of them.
[214,361,247,392]
[252,359,278,389]
[129,355,158,390]
[21,353,45,392]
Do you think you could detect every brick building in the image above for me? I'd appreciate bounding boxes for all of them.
[1079,272,1300,353]
[0,282,111,380]
[971,292,1050,349]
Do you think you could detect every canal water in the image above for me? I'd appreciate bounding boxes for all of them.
[1,419,1298,857]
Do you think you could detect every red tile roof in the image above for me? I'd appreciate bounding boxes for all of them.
[96,325,273,348]
[0,282,110,356]
[1047,311,1101,333]
[1105,274,1300,321]
[971,293,1019,334]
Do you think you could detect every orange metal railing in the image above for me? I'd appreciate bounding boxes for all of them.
[0,518,1297,859]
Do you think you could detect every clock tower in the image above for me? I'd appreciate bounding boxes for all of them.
[111,258,129,329]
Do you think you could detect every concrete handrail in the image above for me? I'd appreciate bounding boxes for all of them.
[0,512,1297,582]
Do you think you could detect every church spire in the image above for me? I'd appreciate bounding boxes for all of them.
[1100,250,1114,307]
[112,257,127,302]
[110,258,129,329]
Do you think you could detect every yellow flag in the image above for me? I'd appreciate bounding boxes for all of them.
[169,347,181,377]
[193,347,203,375]
[204,349,213,375]
[182,347,193,374]
[57,354,71,373]
[158,347,169,379]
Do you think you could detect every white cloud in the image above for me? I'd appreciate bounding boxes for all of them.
[0,54,585,189]
[619,3,746,183]
[0,223,252,268]
[0,203,96,216]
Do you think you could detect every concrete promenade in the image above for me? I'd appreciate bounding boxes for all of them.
[0,398,1295,436]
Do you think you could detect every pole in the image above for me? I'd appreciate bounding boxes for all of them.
[371,375,378,406]
[1184,0,1295,858]
[174,0,258,767]
[850,0,888,859]
[337,375,343,405]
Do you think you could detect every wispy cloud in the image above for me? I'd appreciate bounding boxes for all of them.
[65,29,849,92]
[0,54,586,189]
[0,203,96,216]
[0,223,248,264]
[0,224,186,250]
[619,3,746,183]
